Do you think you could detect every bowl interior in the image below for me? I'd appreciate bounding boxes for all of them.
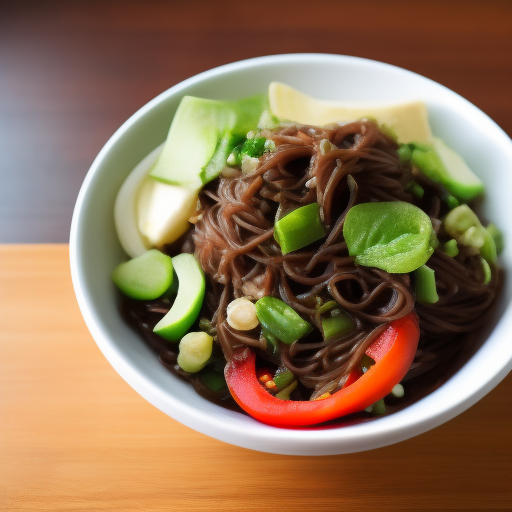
[70,54,512,455]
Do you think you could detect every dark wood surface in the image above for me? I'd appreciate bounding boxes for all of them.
[0,0,511,242]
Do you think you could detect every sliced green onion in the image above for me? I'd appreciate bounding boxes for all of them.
[240,136,266,158]
[442,239,459,257]
[274,203,326,254]
[255,296,312,344]
[481,258,492,285]
[322,311,355,340]
[415,264,439,304]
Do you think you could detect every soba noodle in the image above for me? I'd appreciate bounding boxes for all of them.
[121,120,500,405]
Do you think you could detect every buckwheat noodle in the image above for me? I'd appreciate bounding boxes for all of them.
[121,120,500,405]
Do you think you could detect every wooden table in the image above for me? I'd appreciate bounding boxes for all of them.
[1,2,511,510]
[1,245,511,511]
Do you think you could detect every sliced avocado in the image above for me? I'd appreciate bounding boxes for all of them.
[411,138,484,201]
[150,94,268,188]
[153,253,205,342]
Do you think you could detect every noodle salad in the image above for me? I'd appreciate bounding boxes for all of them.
[112,83,503,427]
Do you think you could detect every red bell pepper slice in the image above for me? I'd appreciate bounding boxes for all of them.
[224,312,420,427]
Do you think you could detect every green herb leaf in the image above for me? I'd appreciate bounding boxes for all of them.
[343,202,436,273]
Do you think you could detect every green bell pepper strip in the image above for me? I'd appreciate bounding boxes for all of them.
[322,311,355,340]
[225,313,420,427]
[255,296,312,344]
[415,265,439,304]
[274,203,326,255]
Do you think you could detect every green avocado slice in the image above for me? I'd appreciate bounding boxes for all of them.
[149,94,268,188]
[153,253,205,342]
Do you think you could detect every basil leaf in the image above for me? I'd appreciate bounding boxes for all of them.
[343,202,436,273]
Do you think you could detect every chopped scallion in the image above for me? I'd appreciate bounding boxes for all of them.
[240,136,266,158]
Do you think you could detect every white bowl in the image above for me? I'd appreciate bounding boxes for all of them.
[70,54,512,455]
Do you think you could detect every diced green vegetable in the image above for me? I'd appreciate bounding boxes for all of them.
[444,205,497,263]
[255,296,312,344]
[366,398,386,415]
[240,136,266,158]
[177,331,213,373]
[486,223,504,256]
[274,203,326,254]
[322,310,355,340]
[415,264,439,304]
[150,94,268,188]
[442,239,459,257]
[444,195,459,210]
[112,249,174,300]
[481,258,492,285]
[405,180,425,199]
[273,370,295,390]
[398,144,412,162]
[153,253,205,341]
[275,381,298,400]
[200,369,227,392]
[343,201,437,273]
[410,138,484,201]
